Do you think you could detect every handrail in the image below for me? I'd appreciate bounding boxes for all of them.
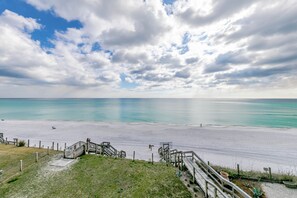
[65,141,86,151]
[183,157,228,198]
[183,151,251,198]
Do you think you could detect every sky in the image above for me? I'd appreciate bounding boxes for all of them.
[0,0,297,98]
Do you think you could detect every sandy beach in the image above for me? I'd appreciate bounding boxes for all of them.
[1,120,297,175]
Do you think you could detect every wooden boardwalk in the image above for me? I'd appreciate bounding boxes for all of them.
[183,157,229,198]
[64,138,126,159]
[159,144,251,198]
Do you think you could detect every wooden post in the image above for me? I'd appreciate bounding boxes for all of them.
[35,152,39,162]
[47,146,49,155]
[27,139,30,147]
[39,141,41,149]
[232,187,235,198]
[5,137,7,145]
[193,167,195,183]
[269,167,272,180]
[174,153,177,167]
[57,143,59,151]
[52,142,54,150]
[64,143,67,149]
[133,151,135,161]
[20,160,23,172]
[237,164,240,176]
[192,152,194,161]
[181,153,184,170]
[152,153,154,164]
[177,155,180,169]
[205,181,208,198]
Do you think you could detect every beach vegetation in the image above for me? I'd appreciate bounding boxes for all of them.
[212,165,296,183]
[0,144,60,185]
[0,148,191,197]
[250,187,264,198]
[17,140,26,147]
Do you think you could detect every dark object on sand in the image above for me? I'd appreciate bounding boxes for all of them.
[1,119,4,121]
[283,181,297,189]
[52,126,56,130]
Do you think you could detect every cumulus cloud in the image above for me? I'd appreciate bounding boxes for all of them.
[0,0,297,97]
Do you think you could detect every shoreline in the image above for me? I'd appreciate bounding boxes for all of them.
[1,118,296,130]
[1,120,297,175]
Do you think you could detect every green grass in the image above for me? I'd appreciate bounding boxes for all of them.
[212,165,297,183]
[0,154,191,197]
[0,144,59,183]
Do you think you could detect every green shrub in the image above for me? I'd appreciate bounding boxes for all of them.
[250,187,263,198]
[18,140,26,147]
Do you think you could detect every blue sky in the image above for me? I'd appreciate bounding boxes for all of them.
[0,0,82,48]
[0,0,297,98]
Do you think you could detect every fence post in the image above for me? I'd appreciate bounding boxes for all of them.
[181,153,184,169]
[57,143,59,151]
[269,167,272,180]
[237,164,240,176]
[39,141,41,149]
[35,152,39,162]
[174,153,177,167]
[20,160,23,172]
[27,139,30,147]
[205,181,208,198]
[152,153,154,164]
[193,167,195,183]
[133,151,135,161]
[64,143,67,150]
[178,155,180,170]
[232,186,235,198]
[47,146,49,155]
[52,142,54,150]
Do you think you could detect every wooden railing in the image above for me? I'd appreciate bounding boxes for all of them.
[183,156,228,198]
[182,151,251,198]
[64,139,126,159]
[64,141,86,159]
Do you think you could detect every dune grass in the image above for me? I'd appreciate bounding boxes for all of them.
[0,148,191,198]
[0,144,59,184]
[212,165,297,183]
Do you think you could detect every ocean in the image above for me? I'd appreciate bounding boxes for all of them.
[0,98,296,128]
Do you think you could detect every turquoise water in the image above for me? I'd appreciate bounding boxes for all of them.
[0,99,296,128]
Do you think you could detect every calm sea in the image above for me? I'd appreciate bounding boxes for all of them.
[0,99,296,128]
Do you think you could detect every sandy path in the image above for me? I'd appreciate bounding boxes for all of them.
[261,183,297,198]
[1,120,297,174]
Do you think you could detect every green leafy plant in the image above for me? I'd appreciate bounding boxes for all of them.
[18,140,26,147]
[250,187,263,198]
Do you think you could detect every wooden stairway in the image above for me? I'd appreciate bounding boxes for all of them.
[159,143,251,198]
[64,138,126,159]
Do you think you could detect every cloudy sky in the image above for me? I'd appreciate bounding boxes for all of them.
[0,0,297,98]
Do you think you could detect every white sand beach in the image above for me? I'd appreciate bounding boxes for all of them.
[1,120,297,175]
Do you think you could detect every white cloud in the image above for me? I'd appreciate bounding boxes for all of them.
[0,0,297,97]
